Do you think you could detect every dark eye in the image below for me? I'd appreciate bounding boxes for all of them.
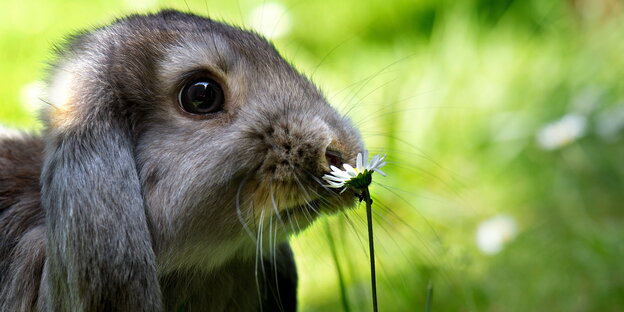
[178,79,224,114]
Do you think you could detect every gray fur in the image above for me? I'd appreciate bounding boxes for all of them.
[0,10,363,311]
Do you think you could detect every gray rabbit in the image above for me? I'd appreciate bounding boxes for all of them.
[0,10,363,312]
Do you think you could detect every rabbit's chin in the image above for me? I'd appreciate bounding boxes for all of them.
[256,188,358,236]
[157,193,356,273]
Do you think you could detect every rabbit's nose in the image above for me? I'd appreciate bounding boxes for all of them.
[325,149,343,169]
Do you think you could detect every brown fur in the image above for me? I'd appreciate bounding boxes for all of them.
[0,135,45,310]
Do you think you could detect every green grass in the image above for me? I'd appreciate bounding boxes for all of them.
[3,0,624,311]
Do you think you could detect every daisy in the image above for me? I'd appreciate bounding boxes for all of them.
[322,150,386,311]
[322,150,387,311]
[322,150,386,191]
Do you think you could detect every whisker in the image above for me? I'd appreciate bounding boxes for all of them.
[283,200,298,234]
[269,181,286,228]
[373,183,443,243]
[270,217,286,312]
[236,174,257,241]
[341,204,370,257]
[291,174,322,222]
[254,207,266,312]
[336,54,417,119]
[369,192,460,289]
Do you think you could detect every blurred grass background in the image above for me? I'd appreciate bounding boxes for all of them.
[2,0,624,311]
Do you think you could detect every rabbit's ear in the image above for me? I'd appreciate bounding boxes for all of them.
[40,67,162,310]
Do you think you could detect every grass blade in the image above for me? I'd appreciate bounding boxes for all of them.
[425,280,433,312]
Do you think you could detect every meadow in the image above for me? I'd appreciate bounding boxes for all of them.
[2,0,623,310]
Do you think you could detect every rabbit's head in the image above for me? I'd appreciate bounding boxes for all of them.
[41,10,363,290]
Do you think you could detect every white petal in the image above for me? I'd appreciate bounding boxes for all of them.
[374,161,387,170]
[323,175,347,182]
[325,181,345,188]
[368,154,380,169]
[323,178,344,185]
[371,154,387,169]
[331,170,352,179]
[374,168,386,176]
[362,150,369,168]
[343,164,357,176]
[329,166,351,178]
[321,175,338,182]
[356,153,363,172]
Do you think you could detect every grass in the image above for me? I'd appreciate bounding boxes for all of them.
[2,0,624,311]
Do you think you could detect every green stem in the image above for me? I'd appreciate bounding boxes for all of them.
[362,187,378,312]
[425,280,433,312]
[325,222,351,312]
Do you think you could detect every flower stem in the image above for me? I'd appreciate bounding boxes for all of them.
[362,186,378,312]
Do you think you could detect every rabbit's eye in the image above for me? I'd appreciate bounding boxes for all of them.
[178,79,224,114]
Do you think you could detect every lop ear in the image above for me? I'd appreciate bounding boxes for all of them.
[41,74,162,310]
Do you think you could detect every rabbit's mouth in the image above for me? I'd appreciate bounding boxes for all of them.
[271,189,357,233]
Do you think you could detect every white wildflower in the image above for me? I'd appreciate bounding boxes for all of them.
[322,150,386,191]
[536,114,587,150]
[476,214,518,255]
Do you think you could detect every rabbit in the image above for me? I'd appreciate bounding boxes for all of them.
[0,9,364,312]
